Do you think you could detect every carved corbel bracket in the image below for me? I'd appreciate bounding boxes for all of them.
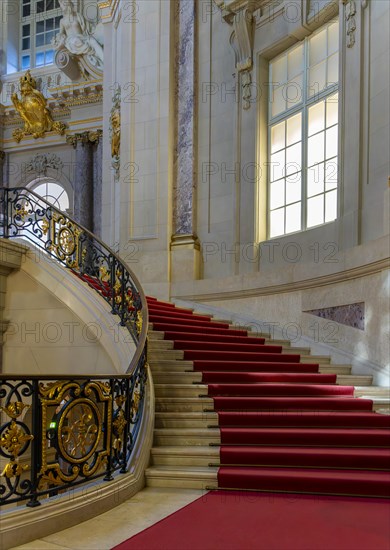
[342,0,357,48]
[213,1,262,109]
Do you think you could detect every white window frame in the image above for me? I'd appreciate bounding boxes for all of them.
[267,19,339,239]
[20,0,62,71]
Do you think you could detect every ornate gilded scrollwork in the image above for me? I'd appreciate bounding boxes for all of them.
[48,213,82,268]
[110,86,121,180]
[11,71,67,143]
[38,379,112,489]
[0,420,34,479]
[136,311,143,335]
[58,400,100,462]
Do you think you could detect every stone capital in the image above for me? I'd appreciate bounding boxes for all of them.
[66,129,103,148]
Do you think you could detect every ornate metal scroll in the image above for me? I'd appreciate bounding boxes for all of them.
[0,187,147,340]
[0,371,148,507]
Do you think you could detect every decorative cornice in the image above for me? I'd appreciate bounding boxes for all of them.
[49,82,103,107]
[172,258,390,302]
[66,129,103,148]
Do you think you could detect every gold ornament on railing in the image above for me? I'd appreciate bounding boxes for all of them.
[0,401,30,419]
[48,213,82,268]
[11,70,67,143]
[136,311,143,335]
[0,421,34,479]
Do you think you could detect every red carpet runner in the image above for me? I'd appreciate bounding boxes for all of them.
[113,490,390,550]
[148,296,390,498]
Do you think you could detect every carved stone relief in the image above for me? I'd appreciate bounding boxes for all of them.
[24,154,64,176]
[213,1,262,109]
[54,0,104,80]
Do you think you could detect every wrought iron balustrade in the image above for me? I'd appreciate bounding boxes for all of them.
[0,372,147,507]
[0,187,149,507]
[0,187,147,342]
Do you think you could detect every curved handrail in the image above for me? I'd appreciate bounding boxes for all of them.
[0,186,148,374]
[0,186,151,509]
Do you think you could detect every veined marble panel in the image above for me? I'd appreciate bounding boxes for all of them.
[304,302,365,330]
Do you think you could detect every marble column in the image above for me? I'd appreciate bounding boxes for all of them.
[92,131,103,238]
[0,151,5,188]
[67,133,94,231]
[170,0,200,282]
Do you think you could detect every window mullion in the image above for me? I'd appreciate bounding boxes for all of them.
[302,37,308,232]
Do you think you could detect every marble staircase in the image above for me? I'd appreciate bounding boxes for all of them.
[145,307,390,490]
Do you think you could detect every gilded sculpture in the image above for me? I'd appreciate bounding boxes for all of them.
[110,86,121,179]
[11,70,67,142]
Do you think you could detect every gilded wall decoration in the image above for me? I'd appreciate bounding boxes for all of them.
[66,129,103,148]
[11,71,67,143]
[110,86,121,179]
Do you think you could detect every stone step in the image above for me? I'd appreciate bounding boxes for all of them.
[154,413,390,445]
[318,365,352,374]
[153,428,221,447]
[148,340,311,355]
[148,340,174,350]
[148,350,184,360]
[150,372,372,387]
[372,399,390,414]
[148,330,166,340]
[150,446,219,467]
[151,372,202,384]
[148,350,332,363]
[155,397,214,413]
[155,412,219,429]
[300,356,331,364]
[154,384,207,398]
[154,381,376,399]
[354,387,390,398]
[154,427,220,446]
[337,375,373,386]
[149,360,194,372]
[145,465,218,489]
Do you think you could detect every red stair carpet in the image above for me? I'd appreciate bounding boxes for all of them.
[113,490,390,550]
[148,297,390,498]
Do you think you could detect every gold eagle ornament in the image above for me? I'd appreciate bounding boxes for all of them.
[11,70,67,143]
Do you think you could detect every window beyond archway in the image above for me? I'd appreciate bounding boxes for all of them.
[32,181,70,211]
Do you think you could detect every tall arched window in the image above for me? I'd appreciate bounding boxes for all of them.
[267,19,339,238]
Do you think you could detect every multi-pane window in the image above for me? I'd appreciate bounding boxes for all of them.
[33,181,70,211]
[21,0,62,70]
[268,20,339,238]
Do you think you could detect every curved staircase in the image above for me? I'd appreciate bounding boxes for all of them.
[145,297,390,498]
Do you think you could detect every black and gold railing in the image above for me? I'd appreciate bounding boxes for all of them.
[0,187,149,507]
